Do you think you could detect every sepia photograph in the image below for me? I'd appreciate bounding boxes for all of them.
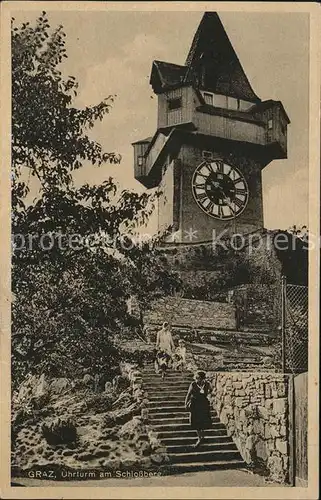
[0,2,319,499]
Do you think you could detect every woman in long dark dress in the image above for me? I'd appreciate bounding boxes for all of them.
[184,370,212,447]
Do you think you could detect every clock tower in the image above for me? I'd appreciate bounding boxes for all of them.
[133,12,289,243]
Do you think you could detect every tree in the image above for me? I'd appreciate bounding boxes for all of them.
[120,236,182,332]
[11,13,157,387]
[273,230,308,285]
[11,12,154,236]
[287,224,309,243]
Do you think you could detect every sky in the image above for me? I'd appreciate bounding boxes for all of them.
[14,9,310,231]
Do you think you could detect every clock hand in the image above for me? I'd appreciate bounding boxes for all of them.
[216,185,229,202]
[217,186,235,213]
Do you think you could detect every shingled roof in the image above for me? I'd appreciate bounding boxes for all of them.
[150,61,187,93]
[150,12,260,103]
[185,12,260,102]
[132,136,153,145]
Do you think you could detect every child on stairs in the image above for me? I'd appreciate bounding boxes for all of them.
[173,339,187,371]
[155,350,171,379]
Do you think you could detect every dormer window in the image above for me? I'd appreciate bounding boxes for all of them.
[268,119,273,130]
[239,100,253,111]
[138,156,144,166]
[203,92,214,106]
[201,91,254,112]
[168,97,182,111]
[214,94,228,108]
[227,96,238,110]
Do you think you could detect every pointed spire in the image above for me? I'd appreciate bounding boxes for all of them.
[185,12,260,102]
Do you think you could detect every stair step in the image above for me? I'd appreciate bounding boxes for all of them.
[143,376,193,383]
[148,400,188,408]
[143,367,192,373]
[145,388,190,394]
[223,354,261,359]
[166,442,237,454]
[144,382,191,389]
[157,428,228,439]
[150,410,218,420]
[148,388,188,394]
[149,399,186,406]
[150,415,219,426]
[161,435,232,446]
[150,408,215,417]
[152,422,226,432]
[168,449,242,464]
[145,374,189,378]
[147,383,188,389]
[159,459,245,473]
[149,394,186,402]
[223,358,261,363]
[149,410,190,419]
[149,406,188,414]
[148,392,188,400]
[223,364,263,368]
[142,371,193,382]
[146,380,190,386]
[144,381,191,387]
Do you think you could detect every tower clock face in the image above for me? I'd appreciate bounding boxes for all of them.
[192,161,249,220]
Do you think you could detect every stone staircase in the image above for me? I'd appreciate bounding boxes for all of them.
[142,365,245,473]
[188,342,273,372]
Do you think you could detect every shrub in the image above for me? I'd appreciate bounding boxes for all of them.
[84,393,114,413]
[121,348,154,367]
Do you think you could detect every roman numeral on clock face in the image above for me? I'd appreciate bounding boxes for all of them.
[217,205,224,218]
[196,193,208,204]
[233,197,244,209]
[204,164,213,175]
[235,188,247,195]
[225,165,232,176]
[226,205,235,216]
[193,181,206,190]
[205,200,215,213]
[200,198,216,215]
[229,169,240,181]
[216,162,224,174]
[196,172,210,181]
[209,161,224,174]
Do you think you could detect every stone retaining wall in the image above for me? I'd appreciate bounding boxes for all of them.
[209,371,290,483]
[144,296,236,330]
